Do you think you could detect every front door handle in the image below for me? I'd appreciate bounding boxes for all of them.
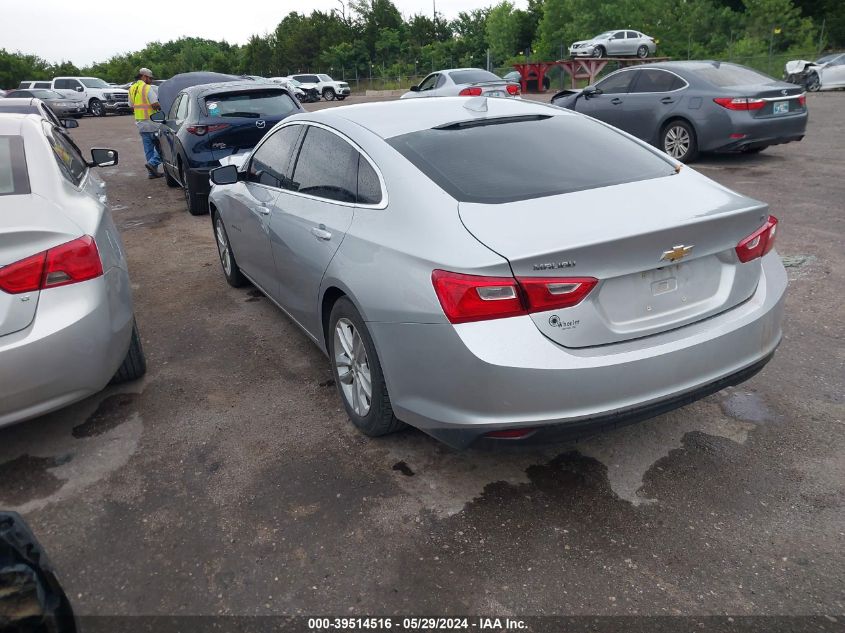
[256,206,271,216]
[311,225,332,241]
[661,97,675,104]
[611,97,623,105]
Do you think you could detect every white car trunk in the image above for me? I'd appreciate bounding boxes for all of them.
[459,171,769,348]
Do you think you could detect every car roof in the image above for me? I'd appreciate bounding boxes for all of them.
[301,96,568,139]
[183,81,286,96]
[0,112,37,134]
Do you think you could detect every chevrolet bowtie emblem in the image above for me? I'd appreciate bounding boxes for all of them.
[661,244,694,262]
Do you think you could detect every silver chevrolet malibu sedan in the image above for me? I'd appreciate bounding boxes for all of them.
[0,113,146,427]
[208,97,786,448]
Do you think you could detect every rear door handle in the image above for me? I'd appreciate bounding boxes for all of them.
[611,97,623,105]
[311,225,332,241]
[256,206,271,216]
[661,97,675,104]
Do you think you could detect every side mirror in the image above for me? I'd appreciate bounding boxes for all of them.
[75,86,84,92]
[90,148,118,167]
[410,85,420,92]
[583,86,602,98]
[210,164,239,186]
[60,118,79,129]
[149,111,166,123]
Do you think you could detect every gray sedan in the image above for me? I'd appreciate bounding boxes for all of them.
[4,89,87,118]
[207,97,786,449]
[0,113,146,427]
[401,68,520,99]
[552,61,807,162]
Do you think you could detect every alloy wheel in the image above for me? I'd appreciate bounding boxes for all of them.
[806,73,821,92]
[592,46,604,58]
[637,45,649,58]
[334,318,372,417]
[215,218,232,276]
[664,125,691,160]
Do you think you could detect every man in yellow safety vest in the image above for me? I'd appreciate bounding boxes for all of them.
[128,67,163,179]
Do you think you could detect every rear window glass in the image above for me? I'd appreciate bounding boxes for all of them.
[205,90,298,118]
[693,64,773,86]
[449,70,502,84]
[0,136,31,196]
[387,114,675,204]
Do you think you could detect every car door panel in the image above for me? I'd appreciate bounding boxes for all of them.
[227,125,304,300]
[269,125,358,337]
[576,70,635,128]
[623,69,684,141]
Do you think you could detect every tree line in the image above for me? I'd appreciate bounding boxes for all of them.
[1,0,841,88]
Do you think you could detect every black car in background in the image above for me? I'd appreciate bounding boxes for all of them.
[151,81,303,214]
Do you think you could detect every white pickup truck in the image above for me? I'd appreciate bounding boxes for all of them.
[50,77,131,117]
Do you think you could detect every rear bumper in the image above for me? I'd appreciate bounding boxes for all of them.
[706,111,808,152]
[369,252,787,449]
[0,269,134,428]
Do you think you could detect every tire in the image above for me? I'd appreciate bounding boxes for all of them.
[329,297,404,437]
[637,45,649,59]
[661,119,698,163]
[592,45,606,58]
[180,163,207,215]
[323,87,336,101]
[111,320,147,384]
[806,72,821,92]
[213,211,247,288]
[89,98,105,117]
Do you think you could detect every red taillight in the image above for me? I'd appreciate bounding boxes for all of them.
[431,270,524,324]
[431,270,597,324]
[798,94,806,107]
[517,277,598,312]
[735,215,778,263]
[713,97,766,111]
[0,236,103,295]
[458,87,483,96]
[485,427,537,439]
[506,84,520,96]
[0,252,46,294]
[187,123,230,136]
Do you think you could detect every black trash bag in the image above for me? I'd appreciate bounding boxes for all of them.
[0,512,76,633]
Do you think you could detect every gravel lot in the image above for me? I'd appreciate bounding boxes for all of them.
[1,92,843,618]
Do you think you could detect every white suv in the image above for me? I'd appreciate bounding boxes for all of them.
[287,74,351,101]
[50,77,130,117]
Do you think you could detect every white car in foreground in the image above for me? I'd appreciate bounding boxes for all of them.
[0,113,146,427]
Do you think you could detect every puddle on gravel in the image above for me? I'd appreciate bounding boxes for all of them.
[375,393,770,519]
[72,393,138,438]
[720,390,773,424]
[0,455,69,506]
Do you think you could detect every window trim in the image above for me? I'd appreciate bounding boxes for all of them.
[42,121,89,189]
[597,67,689,94]
[628,68,690,94]
[245,123,304,190]
[248,120,388,209]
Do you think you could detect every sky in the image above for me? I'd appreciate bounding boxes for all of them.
[7,0,527,66]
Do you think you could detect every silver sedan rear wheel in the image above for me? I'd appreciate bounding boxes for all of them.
[637,45,649,58]
[334,318,372,416]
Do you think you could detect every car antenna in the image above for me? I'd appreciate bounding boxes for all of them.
[463,96,488,113]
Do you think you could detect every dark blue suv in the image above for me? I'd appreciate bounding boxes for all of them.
[152,81,302,214]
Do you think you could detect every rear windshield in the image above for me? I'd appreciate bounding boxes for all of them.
[693,64,774,86]
[0,136,31,196]
[387,114,675,204]
[205,90,298,118]
[449,70,502,85]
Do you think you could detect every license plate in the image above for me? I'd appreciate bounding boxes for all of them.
[773,101,789,114]
[486,90,505,97]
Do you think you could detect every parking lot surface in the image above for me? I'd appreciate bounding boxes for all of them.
[0,93,843,616]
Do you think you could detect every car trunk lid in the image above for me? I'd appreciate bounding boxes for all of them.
[458,171,770,348]
[0,195,83,337]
